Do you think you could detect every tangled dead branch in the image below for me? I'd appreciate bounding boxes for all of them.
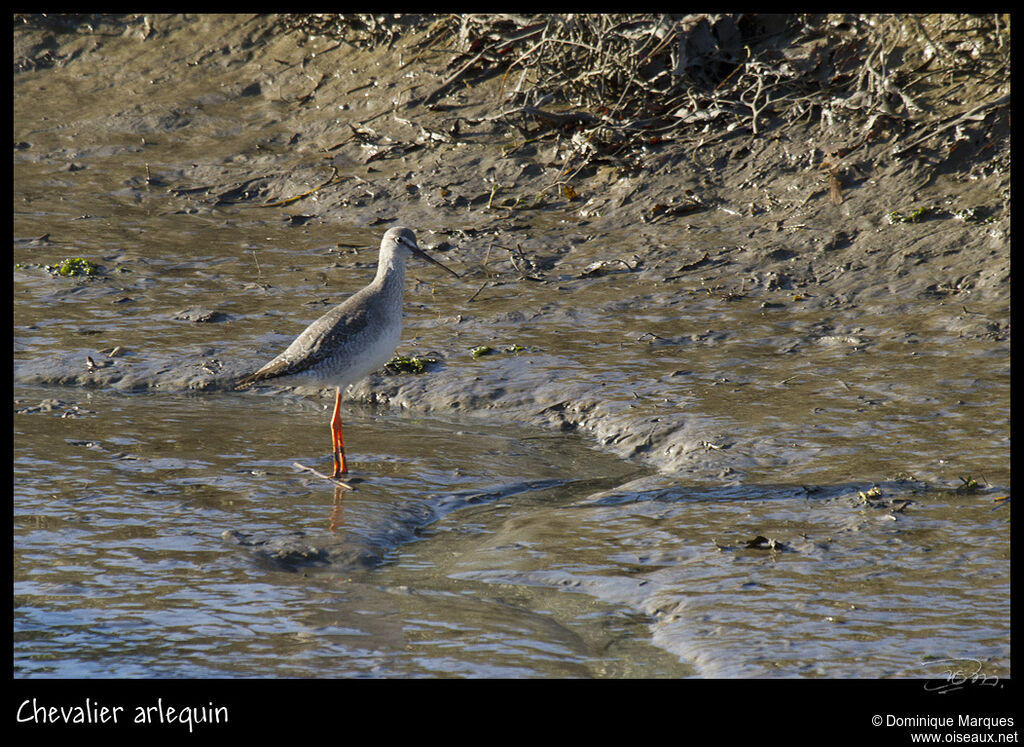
[282,14,1011,186]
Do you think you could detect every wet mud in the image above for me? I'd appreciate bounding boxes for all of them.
[14,14,1009,477]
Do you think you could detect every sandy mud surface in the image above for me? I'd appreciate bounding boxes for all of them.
[14,15,1010,477]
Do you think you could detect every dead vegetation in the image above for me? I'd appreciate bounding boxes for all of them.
[281,13,1009,183]
[16,14,1008,215]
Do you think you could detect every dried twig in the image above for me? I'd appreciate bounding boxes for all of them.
[258,166,340,208]
[292,461,354,488]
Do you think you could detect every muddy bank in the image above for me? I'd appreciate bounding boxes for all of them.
[13,14,1010,480]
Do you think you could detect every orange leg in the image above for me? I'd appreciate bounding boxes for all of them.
[330,387,348,476]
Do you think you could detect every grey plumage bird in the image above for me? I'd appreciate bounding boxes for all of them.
[235,226,459,477]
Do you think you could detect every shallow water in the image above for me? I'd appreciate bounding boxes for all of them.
[14,30,1010,679]
[15,389,688,677]
[13,385,1010,678]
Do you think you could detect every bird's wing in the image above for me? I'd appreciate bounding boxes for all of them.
[234,294,373,389]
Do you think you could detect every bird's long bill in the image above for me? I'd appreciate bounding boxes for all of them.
[410,244,460,278]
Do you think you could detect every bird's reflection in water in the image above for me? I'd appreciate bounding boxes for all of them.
[328,482,350,532]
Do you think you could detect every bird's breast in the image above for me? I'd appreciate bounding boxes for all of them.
[314,313,401,389]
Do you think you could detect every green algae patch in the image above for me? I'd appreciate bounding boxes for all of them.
[46,257,99,277]
[385,355,437,375]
